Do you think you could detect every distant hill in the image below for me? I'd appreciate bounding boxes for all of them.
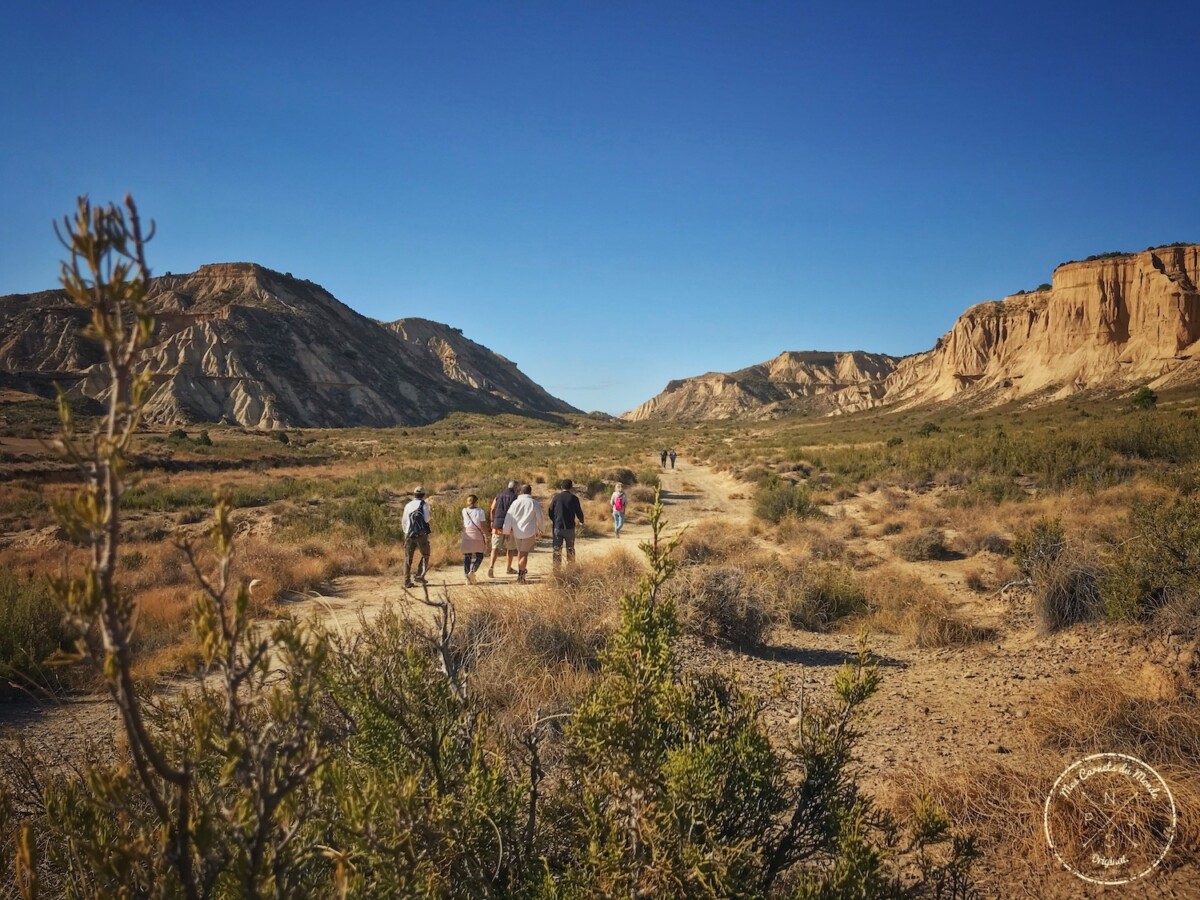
[625,244,1200,421]
[622,351,900,421]
[0,263,577,428]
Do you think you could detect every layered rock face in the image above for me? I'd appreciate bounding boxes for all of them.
[871,245,1200,412]
[626,245,1200,421]
[0,263,576,428]
[623,350,899,421]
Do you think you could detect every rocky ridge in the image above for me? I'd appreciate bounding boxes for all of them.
[0,263,577,428]
[626,244,1200,420]
[622,351,900,421]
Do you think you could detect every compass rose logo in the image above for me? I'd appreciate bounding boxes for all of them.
[1044,753,1176,885]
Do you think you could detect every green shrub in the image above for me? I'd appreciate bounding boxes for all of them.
[1100,496,1200,622]
[0,571,73,698]
[1131,386,1158,410]
[1012,517,1065,577]
[754,477,816,523]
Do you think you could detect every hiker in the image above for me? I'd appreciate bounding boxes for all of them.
[502,484,544,583]
[461,494,488,583]
[669,448,677,469]
[548,478,585,569]
[402,486,431,589]
[660,448,668,467]
[487,480,519,578]
[611,482,627,538]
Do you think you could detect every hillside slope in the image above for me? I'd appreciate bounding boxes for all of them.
[0,263,575,428]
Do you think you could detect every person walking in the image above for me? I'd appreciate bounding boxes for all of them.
[402,486,431,589]
[461,494,488,583]
[611,482,627,538]
[487,480,519,578]
[502,484,544,583]
[547,478,585,569]
[669,448,677,469]
[660,448,668,467]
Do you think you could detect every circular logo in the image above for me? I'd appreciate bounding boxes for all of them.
[1044,753,1176,885]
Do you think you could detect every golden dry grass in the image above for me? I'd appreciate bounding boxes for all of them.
[860,566,994,648]
[894,675,1200,876]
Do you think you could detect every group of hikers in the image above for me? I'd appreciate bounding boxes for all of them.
[660,448,677,468]
[399,476,635,588]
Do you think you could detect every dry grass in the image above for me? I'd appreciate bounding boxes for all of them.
[894,675,1200,876]
[665,564,774,647]
[861,567,995,648]
[674,520,757,566]
[451,547,640,724]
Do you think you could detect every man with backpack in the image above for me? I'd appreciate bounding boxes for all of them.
[547,478,585,570]
[402,486,432,589]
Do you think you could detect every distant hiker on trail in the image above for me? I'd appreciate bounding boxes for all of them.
[669,448,677,469]
[502,484,544,584]
[548,478,585,569]
[488,480,519,578]
[660,448,668,467]
[402,486,431,589]
[461,494,488,583]
[611,483,627,538]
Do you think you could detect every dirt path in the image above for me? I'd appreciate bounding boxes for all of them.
[281,456,752,635]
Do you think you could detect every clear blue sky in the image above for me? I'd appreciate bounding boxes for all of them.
[3,2,1197,414]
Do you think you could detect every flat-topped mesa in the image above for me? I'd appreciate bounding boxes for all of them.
[623,349,900,422]
[0,264,574,428]
[876,244,1200,410]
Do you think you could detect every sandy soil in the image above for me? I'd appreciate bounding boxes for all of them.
[3,455,1194,896]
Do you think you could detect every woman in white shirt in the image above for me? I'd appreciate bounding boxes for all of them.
[461,494,489,583]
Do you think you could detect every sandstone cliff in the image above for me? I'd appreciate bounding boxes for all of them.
[0,263,576,428]
[866,244,1200,413]
[623,350,899,421]
[625,244,1200,421]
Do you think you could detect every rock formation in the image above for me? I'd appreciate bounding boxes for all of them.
[0,263,577,428]
[625,244,1200,421]
[623,351,899,421]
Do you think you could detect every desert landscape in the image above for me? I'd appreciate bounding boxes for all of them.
[1,216,1198,896]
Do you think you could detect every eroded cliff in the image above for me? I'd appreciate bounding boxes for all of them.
[0,263,576,428]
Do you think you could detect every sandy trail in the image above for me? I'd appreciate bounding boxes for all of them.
[280,456,750,635]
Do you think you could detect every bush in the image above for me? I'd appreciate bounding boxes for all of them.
[782,563,867,631]
[1030,547,1101,634]
[1131,386,1158,410]
[674,520,756,566]
[1012,516,1065,577]
[1100,496,1200,622]
[666,565,773,647]
[895,527,948,561]
[754,477,817,523]
[0,571,73,698]
[864,569,994,648]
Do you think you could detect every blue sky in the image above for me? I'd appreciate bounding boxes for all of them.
[2,2,1197,414]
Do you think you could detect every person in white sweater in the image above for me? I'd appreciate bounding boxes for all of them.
[502,484,545,583]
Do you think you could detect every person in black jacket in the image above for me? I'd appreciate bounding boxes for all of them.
[548,478,585,570]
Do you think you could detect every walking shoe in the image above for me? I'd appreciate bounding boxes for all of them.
[506,567,517,575]
[467,572,476,584]
[404,580,414,589]
[487,567,494,578]
[517,572,527,584]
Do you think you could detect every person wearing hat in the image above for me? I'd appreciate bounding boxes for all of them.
[402,486,432,589]
[547,478,585,570]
